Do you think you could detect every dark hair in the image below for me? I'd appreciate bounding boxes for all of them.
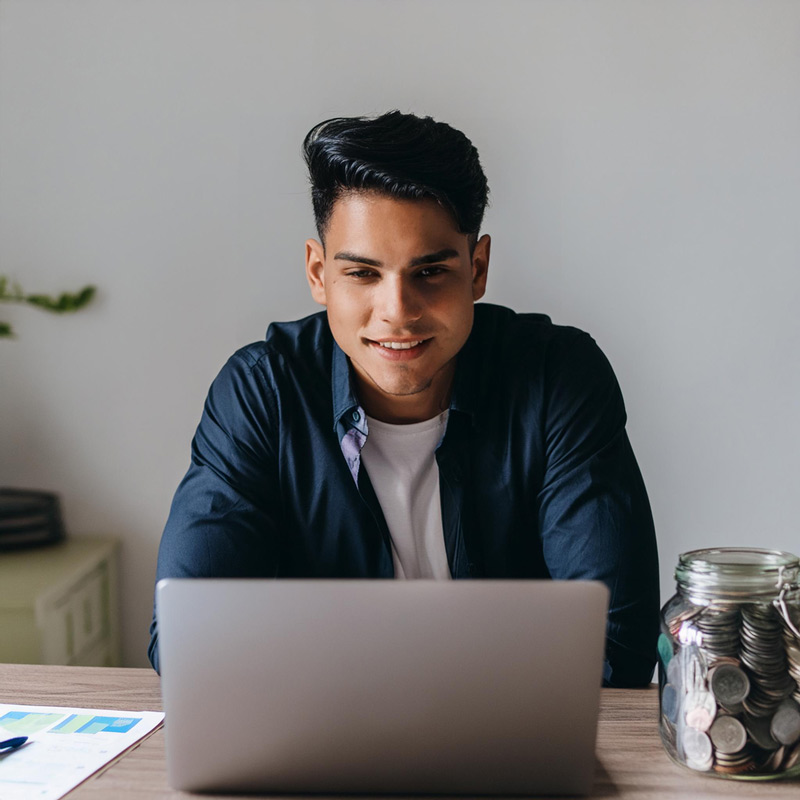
[302,111,489,246]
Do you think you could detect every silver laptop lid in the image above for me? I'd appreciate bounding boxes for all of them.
[157,579,609,795]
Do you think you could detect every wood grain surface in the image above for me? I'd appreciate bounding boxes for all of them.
[1,663,798,799]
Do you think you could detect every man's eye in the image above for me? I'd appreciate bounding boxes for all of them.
[346,270,377,279]
[419,266,445,278]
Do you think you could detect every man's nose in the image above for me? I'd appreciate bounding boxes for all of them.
[378,276,422,325]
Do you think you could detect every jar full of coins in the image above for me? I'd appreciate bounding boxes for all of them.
[658,548,800,779]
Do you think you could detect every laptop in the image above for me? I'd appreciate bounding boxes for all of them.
[156,579,609,795]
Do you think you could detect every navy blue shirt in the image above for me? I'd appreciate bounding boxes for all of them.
[149,303,659,684]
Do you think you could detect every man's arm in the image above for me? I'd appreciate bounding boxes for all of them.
[148,350,282,673]
[537,331,659,687]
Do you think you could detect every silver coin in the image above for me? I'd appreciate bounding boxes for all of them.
[765,745,786,772]
[720,700,745,715]
[666,605,703,637]
[744,714,780,751]
[770,699,800,746]
[667,652,683,688]
[680,644,707,695]
[744,679,793,717]
[682,727,713,769]
[784,740,800,771]
[708,656,742,667]
[710,663,750,706]
[661,713,677,747]
[713,745,755,775]
[709,715,747,755]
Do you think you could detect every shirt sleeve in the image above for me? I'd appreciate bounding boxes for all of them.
[537,331,660,687]
[148,351,282,673]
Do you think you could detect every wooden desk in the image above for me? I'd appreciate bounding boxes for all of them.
[0,663,797,799]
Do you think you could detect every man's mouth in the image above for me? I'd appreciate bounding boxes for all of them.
[377,340,425,350]
[367,337,432,360]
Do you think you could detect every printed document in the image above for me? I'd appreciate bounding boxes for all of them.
[0,703,163,799]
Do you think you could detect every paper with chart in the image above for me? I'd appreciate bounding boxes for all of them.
[0,703,164,800]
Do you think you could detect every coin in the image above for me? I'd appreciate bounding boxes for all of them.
[663,593,800,776]
[660,714,677,754]
[784,740,800,771]
[784,628,800,701]
[658,633,674,668]
[694,607,740,661]
[682,727,713,770]
[709,715,747,755]
[685,689,716,732]
[662,683,679,724]
[766,745,786,771]
[676,643,707,698]
[770,699,800,746]
[713,744,755,774]
[740,603,793,719]
[666,604,704,637]
[710,663,750,707]
[744,714,780,751]
[667,652,683,688]
[720,700,745,715]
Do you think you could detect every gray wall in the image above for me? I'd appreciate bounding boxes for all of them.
[1,0,798,667]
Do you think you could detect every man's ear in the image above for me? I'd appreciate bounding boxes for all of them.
[471,234,491,301]
[305,239,327,306]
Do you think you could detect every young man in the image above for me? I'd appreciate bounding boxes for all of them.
[148,111,659,686]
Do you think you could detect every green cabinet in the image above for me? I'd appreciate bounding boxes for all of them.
[0,537,121,666]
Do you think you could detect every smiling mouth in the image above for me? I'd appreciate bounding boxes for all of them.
[367,337,433,360]
[377,340,425,350]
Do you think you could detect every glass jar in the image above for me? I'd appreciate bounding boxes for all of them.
[658,548,800,779]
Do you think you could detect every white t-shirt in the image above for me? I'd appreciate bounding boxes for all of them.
[360,411,451,580]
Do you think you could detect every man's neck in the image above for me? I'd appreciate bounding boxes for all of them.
[355,366,455,425]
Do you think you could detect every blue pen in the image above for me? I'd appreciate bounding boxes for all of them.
[0,736,28,752]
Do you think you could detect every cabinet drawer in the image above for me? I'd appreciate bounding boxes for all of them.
[69,565,108,657]
[39,561,110,664]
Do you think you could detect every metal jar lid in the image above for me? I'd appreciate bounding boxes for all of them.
[676,548,799,602]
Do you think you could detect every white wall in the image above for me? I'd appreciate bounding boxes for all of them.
[1,0,798,667]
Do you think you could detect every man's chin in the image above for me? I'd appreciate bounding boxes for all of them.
[372,379,433,399]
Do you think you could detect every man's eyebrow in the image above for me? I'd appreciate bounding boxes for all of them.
[408,249,459,267]
[332,249,460,268]
[333,252,382,266]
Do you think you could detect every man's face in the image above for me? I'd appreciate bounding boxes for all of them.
[306,192,490,423]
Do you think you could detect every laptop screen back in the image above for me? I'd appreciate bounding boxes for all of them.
[157,579,609,795]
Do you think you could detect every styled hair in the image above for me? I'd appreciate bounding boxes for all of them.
[302,111,489,246]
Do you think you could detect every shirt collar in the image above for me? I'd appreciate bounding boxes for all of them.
[331,339,367,435]
[448,327,479,421]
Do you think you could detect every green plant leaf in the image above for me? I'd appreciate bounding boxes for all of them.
[0,276,96,338]
[25,285,97,313]
[75,285,96,307]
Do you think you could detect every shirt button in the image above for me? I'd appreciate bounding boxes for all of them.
[352,410,361,422]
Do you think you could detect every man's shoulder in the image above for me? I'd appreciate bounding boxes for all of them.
[228,311,332,372]
[469,303,615,395]
[472,303,591,352]
[469,304,622,420]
